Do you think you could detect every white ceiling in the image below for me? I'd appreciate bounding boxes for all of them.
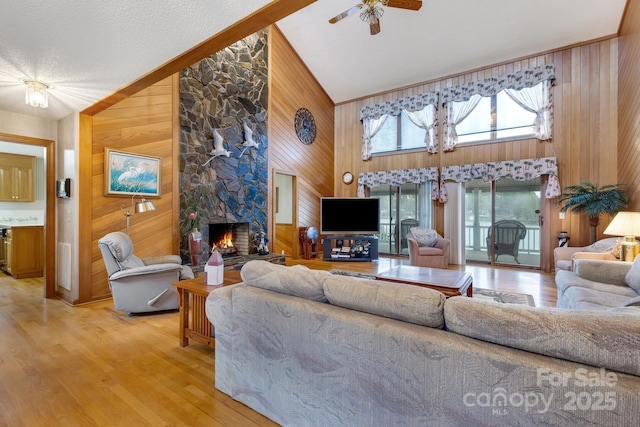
[277,0,627,103]
[0,0,627,121]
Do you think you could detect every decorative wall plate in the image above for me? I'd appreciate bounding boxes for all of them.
[294,108,317,145]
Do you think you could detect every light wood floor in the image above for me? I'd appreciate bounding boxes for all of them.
[0,260,557,426]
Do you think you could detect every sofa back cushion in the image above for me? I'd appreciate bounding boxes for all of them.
[240,260,330,302]
[323,276,446,329]
[445,297,640,376]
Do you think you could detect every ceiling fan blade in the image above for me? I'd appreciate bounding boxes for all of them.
[386,0,422,11]
[329,5,362,24]
[370,18,381,35]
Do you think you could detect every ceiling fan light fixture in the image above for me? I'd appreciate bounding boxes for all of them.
[360,5,384,24]
[24,80,50,108]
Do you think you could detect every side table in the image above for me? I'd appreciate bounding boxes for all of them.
[171,269,242,348]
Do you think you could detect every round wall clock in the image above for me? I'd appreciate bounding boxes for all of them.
[342,171,354,185]
[294,108,317,145]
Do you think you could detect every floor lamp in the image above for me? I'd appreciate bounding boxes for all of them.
[122,194,156,235]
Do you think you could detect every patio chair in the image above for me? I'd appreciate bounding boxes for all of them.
[486,220,527,264]
[399,218,419,252]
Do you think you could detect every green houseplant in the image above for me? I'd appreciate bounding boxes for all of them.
[559,181,628,244]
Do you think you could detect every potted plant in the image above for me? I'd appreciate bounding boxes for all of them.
[559,181,628,243]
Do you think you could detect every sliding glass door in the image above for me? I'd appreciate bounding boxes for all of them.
[371,183,430,256]
[465,177,541,267]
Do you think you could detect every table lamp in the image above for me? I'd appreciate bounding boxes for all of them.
[603,212,640,261]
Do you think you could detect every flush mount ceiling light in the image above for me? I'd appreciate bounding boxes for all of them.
[23,80,50,108]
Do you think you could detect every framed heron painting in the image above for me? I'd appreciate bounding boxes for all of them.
[104,149,162,197]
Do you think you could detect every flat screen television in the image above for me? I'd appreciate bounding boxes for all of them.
[320,197,380,235]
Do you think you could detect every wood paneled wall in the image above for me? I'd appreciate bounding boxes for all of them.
[335,39,619,271]
[619,0,640,211]
[83,76,179,302]
[269,26,335,257]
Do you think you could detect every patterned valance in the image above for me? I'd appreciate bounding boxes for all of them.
[440,157,560,199]
[357,167,439,197]
[360,91,439,121]
[441,65,555,103]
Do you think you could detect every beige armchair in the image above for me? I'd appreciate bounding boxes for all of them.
[553,237,620,271]
[407,229,450,269]
[98,232,194,314]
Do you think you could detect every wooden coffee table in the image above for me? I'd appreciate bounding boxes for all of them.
[375,265,473,298]
[172,269,242,348]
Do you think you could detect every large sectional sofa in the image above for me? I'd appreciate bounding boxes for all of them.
[205,260,640,426]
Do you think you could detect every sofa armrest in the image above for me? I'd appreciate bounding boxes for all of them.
[553,246,584,269]
[205,283,245,395]
[573,259,631,286]
[571,251,618,270]
[407,236,420,264]
[110,263,183,281]
[435,237,450,265]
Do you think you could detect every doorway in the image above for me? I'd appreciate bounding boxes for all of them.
[465,177,541,268]
[0,132,55,297]
[273,172,297,257]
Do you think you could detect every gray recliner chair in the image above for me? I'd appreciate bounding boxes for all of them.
[98,231,194,314]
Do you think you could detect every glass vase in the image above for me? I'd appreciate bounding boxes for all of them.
[188,227,203,266]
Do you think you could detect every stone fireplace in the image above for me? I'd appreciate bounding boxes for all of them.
[178,29,269,265]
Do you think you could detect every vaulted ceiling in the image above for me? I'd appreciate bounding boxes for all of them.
[0,0,627,121]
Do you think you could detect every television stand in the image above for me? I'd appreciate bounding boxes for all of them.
[322,235,378,262]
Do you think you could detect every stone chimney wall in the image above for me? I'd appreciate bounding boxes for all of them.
[178,29,269,264]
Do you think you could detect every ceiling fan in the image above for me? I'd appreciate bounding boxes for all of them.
[329,0,422,36]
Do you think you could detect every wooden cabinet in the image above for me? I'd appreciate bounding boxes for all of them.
[3,226,43,279]
[0,153,35,202]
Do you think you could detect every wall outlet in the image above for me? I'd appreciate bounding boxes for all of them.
[559,212,565,220]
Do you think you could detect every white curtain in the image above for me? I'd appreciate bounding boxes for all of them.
[402,105,437,154]
[443,94,482,152]
[503,80,552,140]
[361,114,389,160]
[419,182,433,228]
[443,182,465,265]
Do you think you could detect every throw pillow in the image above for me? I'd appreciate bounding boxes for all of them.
[583,237,618,252]
[625,255,640,294]
[409,227,438,247]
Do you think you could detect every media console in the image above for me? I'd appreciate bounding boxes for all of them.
[322,235,379,262]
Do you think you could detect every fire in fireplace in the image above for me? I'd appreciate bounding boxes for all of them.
[209,222,250,257]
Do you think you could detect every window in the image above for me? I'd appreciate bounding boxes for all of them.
[371,111,432,154]
[455,86,538,144]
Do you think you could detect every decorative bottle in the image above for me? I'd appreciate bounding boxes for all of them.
[188,227,203,266]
